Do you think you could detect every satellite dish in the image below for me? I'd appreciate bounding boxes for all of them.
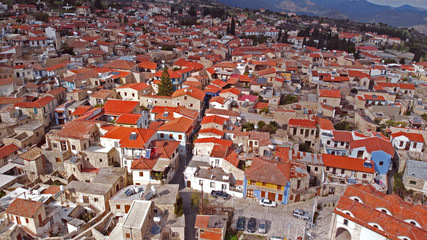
[71,150,78,155]
[60,185,65,192]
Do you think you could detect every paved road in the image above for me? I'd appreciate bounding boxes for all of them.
[208,195,339,240]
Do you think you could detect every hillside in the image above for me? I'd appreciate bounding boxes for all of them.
[217,0,427,29]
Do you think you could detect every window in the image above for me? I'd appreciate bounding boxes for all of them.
[262,182,266,186]
[72,145,76,150]
[210,182,215,188]
[409,180,417,185]
[300,129,304,134]
[344,219,348,225]
[413,142,417,148]
[169,134,173,139]
[160,133,164,138]
[55,158,61,163]
[132,93,135,97]
[314,167,318,171]
[341,169,345,174]
[362,174,367,179]
[326,167,330,171]
[125,233,130,238]
[379,161,384,166]
[26,218,29,223]
[178,135,182,140]
[94,198,98,202]
[184,96,187,100]
[116,205,120,209]
[326,140,331,145]
[99,159,103,163]
[400,141,404,147]
[199,180,203,185]
[139,172,144,177]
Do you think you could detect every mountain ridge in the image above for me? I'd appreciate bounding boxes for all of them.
[217,0,427,29]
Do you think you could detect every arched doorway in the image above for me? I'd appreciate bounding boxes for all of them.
[336,227,351,240]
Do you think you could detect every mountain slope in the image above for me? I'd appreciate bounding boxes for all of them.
[217,0,427,28]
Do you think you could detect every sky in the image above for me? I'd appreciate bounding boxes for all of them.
[368,0,427,9]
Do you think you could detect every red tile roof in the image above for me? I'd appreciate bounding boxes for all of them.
[71,105,92,116]
[319,89,341,98]
[115,113,142,125]
[288,119,316,128]
[5,198,43,218]
[138,61,157,70]
[219,87,240,96]
[322,154,374,173]
[172,87,205,101]
[103,60,136,70]
[117,82,149,91]
[157,117,194,133]
[335,184,427,240]
[245,157,290,186]
[103,99,139,115]
[318,118,334,130]
[15,96,54,108]
[194,137,233,147]
[391,132,425,143]
[103,126,156,148]
[350,137,395,156]
[56,120,99,139]
[201,115,228,125]
[0,144,19,159]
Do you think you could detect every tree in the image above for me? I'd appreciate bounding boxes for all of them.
[157,67,174,96]
[94,0,103,10]
[226,23,230,35]
[124,16,128,24]
[277,29,282,41]
[60,43,74,55]
[188,5,197,17]
[35,13,49,23]
[399,58,405,64]
[230,18,235,35]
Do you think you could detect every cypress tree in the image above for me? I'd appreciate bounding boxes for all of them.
[157,67,174,96]
[230,18,235,35]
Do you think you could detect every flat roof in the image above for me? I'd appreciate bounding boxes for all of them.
[66,181,112,195]
[122,200,152,228]
[406,160,427,181]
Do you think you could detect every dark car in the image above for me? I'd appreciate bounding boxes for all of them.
[210,190,230,199]
[247,217,257,233]
[236,216,245,231]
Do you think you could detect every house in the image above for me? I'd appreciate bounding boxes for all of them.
[329,184,427,240]
[322,154,375,185]
[131,140,180,185]
[318,89,341,108]
[100,126,156,171]
[391,132,425,152]
[115,113,148,128]
[287,119,317,148]
[349,137,395,176]
[14,96,57,127]
[5,198,50,237]
[0,144,20,168]
[104,60,138,72]
[102,99,140,122]
[209,96,231,110]
[116,83,151,101]
[243,157,309,204]
[89,89,117,106]
[154,69,183,90]
[404,160,427,194]
[138,61,157,73]
[157,117,196,155]
[200,115,228,130]
[171,87,206,111]
[195,215,227,240]
[19,147,46,182]
[121,200,153,240]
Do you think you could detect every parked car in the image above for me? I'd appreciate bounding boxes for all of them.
[259,199,277,207]
[247,217,257,233]
[210,190,230,199]
[258,219,267,234]
[236,216,245,231]
[293,209,311,220]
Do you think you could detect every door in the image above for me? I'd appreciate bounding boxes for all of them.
[16,216,21,224]
[17,234,22,240]
[261,191,266,198]
[125,205,130,213]
[38,214,43,224]
[268,192,275,201]
[295,194,300,202]
[187,181,191,188]
[83,196,89,203]
[278,194,283,202]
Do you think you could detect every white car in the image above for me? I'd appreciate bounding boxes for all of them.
[259,199,277,207]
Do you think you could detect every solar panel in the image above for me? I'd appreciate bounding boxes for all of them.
[124,188,135,197]
[70,156,78,164]
[144,192,154,200]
